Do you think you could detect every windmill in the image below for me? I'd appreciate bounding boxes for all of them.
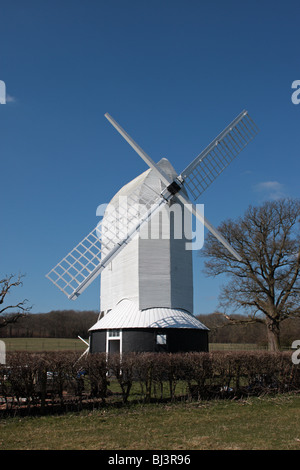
[46,110,258,354]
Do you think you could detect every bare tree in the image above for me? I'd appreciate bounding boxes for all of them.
[200,198,300,351]
[0,274,31,328]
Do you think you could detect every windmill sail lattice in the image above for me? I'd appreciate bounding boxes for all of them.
[47,110,259,301]
[180,111,259,200]
[46,179,164,299]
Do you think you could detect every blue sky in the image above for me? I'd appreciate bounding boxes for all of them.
[1,0,299,316]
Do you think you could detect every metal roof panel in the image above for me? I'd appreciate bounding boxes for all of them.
[89,299,208,331]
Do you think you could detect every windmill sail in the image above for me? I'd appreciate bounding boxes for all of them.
[47,110,258,299]
[46,181,165,299]
[180,111,259,201]
[104,111,258,262]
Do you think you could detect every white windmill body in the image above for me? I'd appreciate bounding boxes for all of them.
[89,158,208,354]
[46,110,258,355]
[101,158,193,313]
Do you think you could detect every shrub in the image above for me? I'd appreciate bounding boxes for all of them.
[83,352,108,404]
[108,353,136,403]
[1,350,300,416]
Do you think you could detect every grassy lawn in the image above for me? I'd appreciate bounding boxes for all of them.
[1,394,300,450]
[1,337,87,352]
[1,338,264,352]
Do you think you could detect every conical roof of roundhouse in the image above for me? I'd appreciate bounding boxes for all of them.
[90,299,208,331]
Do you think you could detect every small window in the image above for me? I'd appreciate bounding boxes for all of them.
[156,334,167,345]
[108,329,120,338]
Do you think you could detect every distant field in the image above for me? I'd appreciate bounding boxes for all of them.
[0,337,87,352]
[0,338,265,352]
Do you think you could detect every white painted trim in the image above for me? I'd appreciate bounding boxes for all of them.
[106,329,123,354]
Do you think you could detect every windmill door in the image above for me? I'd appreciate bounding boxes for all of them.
[106,329,122,354]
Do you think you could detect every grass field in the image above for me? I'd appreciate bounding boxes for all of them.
[0,337,265,352]
[0,337,87,352]
[1,394,300,450]
[0,338,297,451]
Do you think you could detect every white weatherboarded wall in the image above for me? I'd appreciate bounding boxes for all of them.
[100,158,193,314]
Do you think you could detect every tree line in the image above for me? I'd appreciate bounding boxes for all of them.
[1,309,300,347]
[197,313,300,348]
[0,310,98,339]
